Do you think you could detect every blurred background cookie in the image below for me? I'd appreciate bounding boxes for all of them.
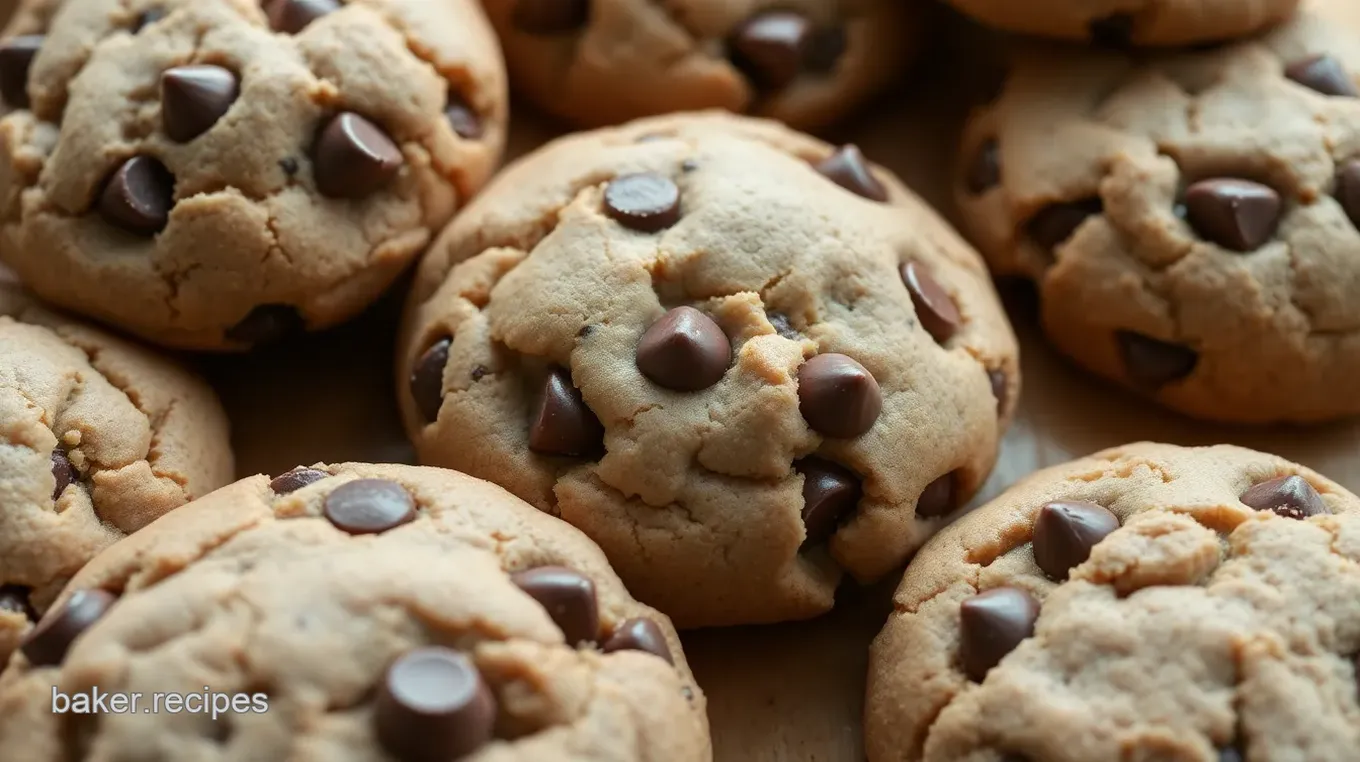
[944,0,1300,47]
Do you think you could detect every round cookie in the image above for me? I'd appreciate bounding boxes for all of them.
[0,463,709,761]
[482,0,918,130]
[0,0,506,349]
[399,112,1019,628]
[0,281,232,669]
[944,0,1300,47]
[866,442,1360,762]
[957,11,1360,423]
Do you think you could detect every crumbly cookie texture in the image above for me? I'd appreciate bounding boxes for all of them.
[958,11,1360,423]
[0,281,232,669]
[482,0,918,130]
[0,463,709,762]
[399,112,1019,628]
[866,442,1360,762]
[0,0,506,350]
[945,0,1300,47]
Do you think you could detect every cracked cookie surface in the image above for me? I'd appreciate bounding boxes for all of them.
[399,112,1019,628]
[945,0,1299,46]
[0,462,709,762]
[0,0,506,350]
[957,11,1360,423]
[0,281,231,669]
[866,442,1360,762]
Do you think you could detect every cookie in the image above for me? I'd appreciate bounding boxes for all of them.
[398,112,1019,628]
[481,0,917,130]
[0,281,232,669]
[957,11,1360,423]
[944,0,1300,47]
[0,0,506,349]
[865,442,1360,762]
[0,463,709,761]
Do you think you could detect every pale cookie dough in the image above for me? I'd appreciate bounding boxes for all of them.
[0,281,231,671]
[0,0,506,350]
[866,442,1360,762]
[957,10,1360,423]
[482,0,918,130]
[0,463,710,762]
[399,112,1019,628]
[945,0,1300,47]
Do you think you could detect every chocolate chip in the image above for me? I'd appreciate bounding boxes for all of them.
[988,369,1008,415]
[680,158,699,173]
[1285,55,1359,97]
[636,307,730,392]
[1184,179,1282,252]
[1219,747,1244,762]
[512,0,589,34]
[161,65,239,143]
[266,0,340,34]
[1027,198,1102,250]
[529,366,604,458]
[804,26,847,74]
[901,261,960,344]
[1335,159,1360,228]
[1032,501,1120,580]
[133,8,167,32]
[730,11,812,91]
[1240,475,1328,520]
[510,566,600,646]
[796,457,861,545]
[279,157,299,175]
[20,588,117,667]
[375,648,497,762]
[915,472,956,518]
[603,172,681,233]
[1088,13,1134,49]
[0,585,33,620]
[268,467,329,494]
[768,312,800,340]
[99,156,174,235]
[313,112,403,199]
[50,448,75,500]
[0,35,42,109]
[471,365,489,381]
[815,145,887,202]
[958,587,1039,682]
[1116,330,1198,388]
[225,304,304,345]
[323,478,416,535]
[410,337,452,423]
[602,618,673,665]
[965,139,1000,195]
[445,94,482,139]
[797,353,882,438]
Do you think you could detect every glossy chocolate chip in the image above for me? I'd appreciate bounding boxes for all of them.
[815,145,887,202]
[50,448,75,500]
[266,0,340,34]
[1027,198,1102,250]
[1088,13,1134,48]
[20,588,117,667]
[965,139,1000,195]
[375,648,497,762]
[161,65,239,142]
[268,467,329,494]
[1032,501,1120,580]
[958,587,1039,682]
[225,304,304,345]
[313,112,403,199]
[1335,159,1360,228]
[529,367,604,458]
[636,307,730,392]
[1285,55,1359,97]
[1116,331,1198,388]
[513,0,589,34]
[730,11,812,91]
[988,369,1008,415]
[901,261,960,344]
[803,26,847,74]
[133,8,167,32]
[1240,475,1328,520]
[323,479,416,535]
[603,172,681,233]
[602,618,674,665]
[796,457,861,545]
[511,566,600,646]
[0,35,42,109]
[0,585,33,620]
[445,95,482,139]
[916,472,956,518]
[410,337,452,423]
[1184,179,1281,252]
[99,156,174,235]
[797,354,882,438]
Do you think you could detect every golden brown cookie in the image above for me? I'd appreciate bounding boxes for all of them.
[945,0,1300,47]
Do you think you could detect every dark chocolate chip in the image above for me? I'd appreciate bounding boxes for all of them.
[1219,747,1244,762]
[916,472,956,518]
[375,648,497,762]
[768,312,800,340]
[512,0,589,34]
[529,366,604,458]
[323,478,416,535]
[313,112,403,199]
[0,585,33,620]
[901,261,960,344]
[965,139,1000,195]
[796,457,861,545]
[0,35,42,109]
[988,369,1008,415]
[1027,198,1102,250]
[680,158,699,173]
[50,448,75,500]
[1240,475,1328,520]
[815,145,887,202]
[266,0,340,34]
[470,365,489,381]
[1285,55,1359,97]
[1088,13,1134,49]
[225,304,304,345]
[636,306,731,392]
[1032,501,1120,581]
[958,586,1039,682]
[510,566,600,646]
[603,172,681,233]
[803,26,847,74]
[1184,179,1282,252]
[133,8,167,32]
[445,95,482,139]
[797,353,882,438]
[1116,330,1198,388]
[279,157,299,175]
[730,11,811,91]
[268,467,329,494]
[20,588,117,667]
[410,337,452,423]
[602,618,673,665]
[161,65,239,142]
[1335,159,1360,228]
[99,156,174,235]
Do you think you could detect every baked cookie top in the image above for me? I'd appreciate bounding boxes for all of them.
[0,463,709,762]
[400,112,1018,627]
[945,0,1300,47]
[867,442,1360,762]
[957,11,1360,423]
[0,0,506,349]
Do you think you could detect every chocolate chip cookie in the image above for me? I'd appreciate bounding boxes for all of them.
[482,0,917,130]
[0,0,506,349]
[0,463,708,761]
[399,112,1019,627]
[957,10,1360,423]
[866,442,1360,762]
[945,0,1300,47]
[0,281,232,669]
